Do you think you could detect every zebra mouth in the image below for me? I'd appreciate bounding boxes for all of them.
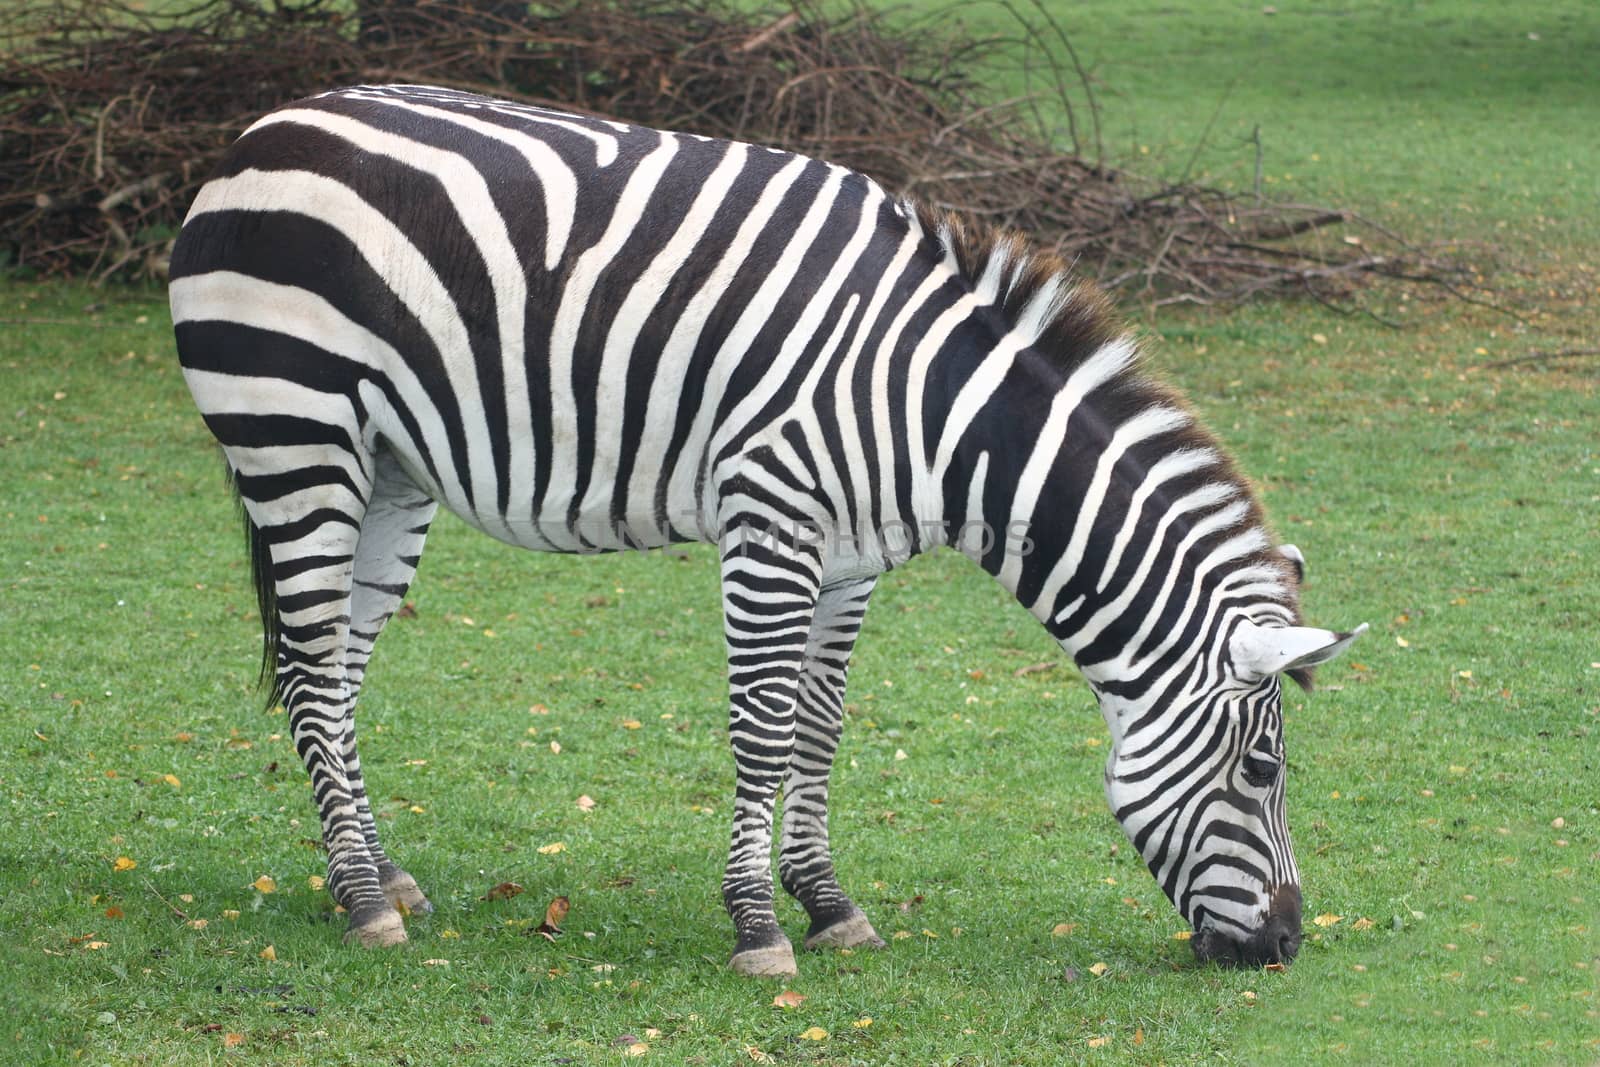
[1191,885,1304,968]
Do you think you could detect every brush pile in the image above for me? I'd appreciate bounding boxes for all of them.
[1,0,1472,307]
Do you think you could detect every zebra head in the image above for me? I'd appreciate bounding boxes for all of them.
[1096,596,1365,968]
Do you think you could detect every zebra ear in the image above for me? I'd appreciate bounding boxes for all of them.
[1231,621,1368,681]
[1279,543,1305,582]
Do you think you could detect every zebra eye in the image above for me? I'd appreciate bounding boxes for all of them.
[1241,752,1280,788]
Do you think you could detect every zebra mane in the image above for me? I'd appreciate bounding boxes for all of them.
[905,199,1311,680]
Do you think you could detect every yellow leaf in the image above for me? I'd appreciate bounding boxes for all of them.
[163,773,181,788]
[86,941,109,950]
[1312,913,1342,927]
[621,720,642,730]
[422,958,450,966]
[179,894,193,904]
[259,945,276,961]
[1395,635,1410,648]
[308,875,325,891]
[852,1017,872,1029]
[1089,962,1109,976]
[409,805,425,814]
[537,842,567,855]
[439,929,460,939]
[549,740,562,754]
[772,990,806,1009]
[922,928,938,938]
[222,910,240,921]
[892,930,912,940]
[624,1043,649,1057]
[1051,923,1077,937]
[252,875,276,894]
[113,856,136,872]
[746,1049,773,1064]
[1172,930,1193,940]
[1088,1035,1110,1048]
[1352,917,1375,931]
[223,1033,244,1048]
[799,1026,828,1041]
[189,919,208,930]
[1133,1028,1144,1046]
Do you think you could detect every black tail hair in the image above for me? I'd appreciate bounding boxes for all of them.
[224,457,283,710]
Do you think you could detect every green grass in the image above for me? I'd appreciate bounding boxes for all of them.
[3,1,1599,1063]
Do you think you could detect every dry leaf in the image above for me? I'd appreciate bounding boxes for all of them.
[1312,913,1342,927]
[1051,922,1077,937]
[223,1033,244,1048]
[535,895,570,941]
[1088,962,1109,976]
[105,906,124,920]
[1264,961,1287,973]
[772,990,806,1009]
[621,720,642,730]
[549,740,562,754]
[799,1026,828,1041]
[163,773,181,788]
[252,875,276,894]
[537,842,567,855]
[222,910,240,921]
[422,958,450,966]
[852,1017,872,1029]
[1133,1028,1144,1046]
[1172,930,1192,941]
[259,945,276,961]
[85,941,108,950]
[624,1044,649,1057]
[576,794,596,812]
[308,874,325,891]
[746,1049,772,1064]
[113,856,136,872]
[1087,1036,1110,1047]
[482,881,525,902]
[1352,917,1375,931]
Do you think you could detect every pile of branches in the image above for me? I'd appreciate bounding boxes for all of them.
[2,0,1472,307]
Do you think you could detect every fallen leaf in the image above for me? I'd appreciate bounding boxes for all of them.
[1088,1036,1110,1048]
[113,856,136,872]
[86,941,109,950]
[852,1017,872,1029]
[746,1049,773,1064]
[222,910,240,921]
[1172,930,1192,941]
[537,842,567,855]
[1088,962,1108,976]
[549,740,562,754]
[1312,913,1342,928]
[189,919,208,930]
[1051,922,1077,937]
[1352,917,1375,931]
[163,773,181,788]
[625,1044,648,1057]
[772,990,806,1009]
[892,930,912,940]
[799,1026,828,1041]
[223,1033,244,1048]
[308,875,325,891]
[536,895,570,941]
[252,875,276,894]
[576,794,596,812]
[1133,1028,1144,1046]
[621,720,642,731]
[1264,962,1287,973]
[482,882,525,902]
[259,945,276,961]
[105,906,124,920]
[422,958,450,966]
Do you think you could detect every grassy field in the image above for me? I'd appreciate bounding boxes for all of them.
[3,1,1598,1064]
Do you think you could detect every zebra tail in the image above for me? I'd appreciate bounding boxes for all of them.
[223,457,283,710]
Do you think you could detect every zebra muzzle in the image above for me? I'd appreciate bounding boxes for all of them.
[1192,883,1303,968]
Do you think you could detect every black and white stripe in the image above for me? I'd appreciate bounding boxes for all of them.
[171,84,1361,972]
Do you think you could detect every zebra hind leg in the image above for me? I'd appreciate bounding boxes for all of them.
[779,578,887,952]
[239,450,404,948]
[342,451,439,918]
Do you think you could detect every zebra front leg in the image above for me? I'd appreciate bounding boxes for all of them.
[343,452,439,917]
[779,578,887,951]
[719,524,823,977]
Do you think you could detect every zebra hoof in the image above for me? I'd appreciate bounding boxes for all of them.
[804,911,886,951]
[381,870,434,915]
[728,942,798,977]
[344,908,407,948]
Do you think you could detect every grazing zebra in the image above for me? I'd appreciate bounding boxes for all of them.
[170,84,1363,975]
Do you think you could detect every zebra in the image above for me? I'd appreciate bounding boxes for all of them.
[170,84,1364,976]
